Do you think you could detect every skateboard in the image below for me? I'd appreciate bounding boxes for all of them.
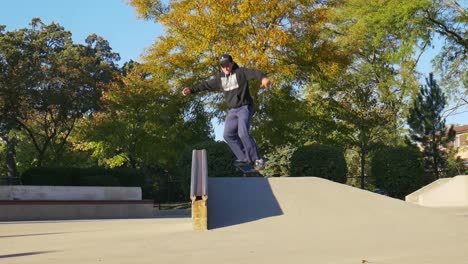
[233,162,263,177]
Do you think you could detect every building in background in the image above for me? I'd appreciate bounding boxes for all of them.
[452,125,468,165]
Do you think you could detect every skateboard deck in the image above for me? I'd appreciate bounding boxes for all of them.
[233,163,263,177]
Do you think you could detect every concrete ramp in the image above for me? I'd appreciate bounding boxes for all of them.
[406,175,468,207]
[207,177,449,231]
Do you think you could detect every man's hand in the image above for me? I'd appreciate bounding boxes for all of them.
[260,77,271,88]
[182,87,191,96]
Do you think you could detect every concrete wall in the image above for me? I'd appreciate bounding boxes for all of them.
[0,185,152,221]
[406,175,468,207]
[0,185,142,200]
[0,200,154,221]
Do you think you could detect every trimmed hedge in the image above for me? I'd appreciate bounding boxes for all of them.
[371,145,425,199]
[290,144,347,183]
[174,140,243,199]
[177,140,243,179]
[21,167,145,188]
[262,144,297,177]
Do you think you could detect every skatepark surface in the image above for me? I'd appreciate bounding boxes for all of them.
[2,177,468,264]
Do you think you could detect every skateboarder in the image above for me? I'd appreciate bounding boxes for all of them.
[182,54,271,171]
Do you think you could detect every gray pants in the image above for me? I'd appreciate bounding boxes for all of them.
[223,104,262,163]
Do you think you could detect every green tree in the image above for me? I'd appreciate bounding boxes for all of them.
[0,22,39,176]
[252,83,311,151]
[310,72,395,189]
[408,73,456,180]
[301,0,441,189]
[424,1,467,88]
[0,19,120,168]
[332,0,467,117]
[74,64,212,170]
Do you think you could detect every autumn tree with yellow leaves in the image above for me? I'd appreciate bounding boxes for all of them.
[129,0,349,86]
[128,0,350,151]
[126,0,465,189]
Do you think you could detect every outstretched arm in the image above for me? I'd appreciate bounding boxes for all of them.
[181,77,220,96]
[243,68,271,89]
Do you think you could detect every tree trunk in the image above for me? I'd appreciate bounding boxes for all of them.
[37,148,46,168]
[360,150,366,189]
[5,138,17,178]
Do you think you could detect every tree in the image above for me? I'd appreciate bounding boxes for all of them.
[128,0,349,143]
[74,63,212,170]
[408,73,456,180]
[309,71,396,189]
[127,0,465,181]
[0,19,120,168]
[424,1,467,85]
[129,0,344,79]
[297,0,446,189]
[0,23,39,175]
[410,0,468,120]
[252,83,311,151]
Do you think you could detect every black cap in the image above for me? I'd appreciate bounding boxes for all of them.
[219,54,233,66]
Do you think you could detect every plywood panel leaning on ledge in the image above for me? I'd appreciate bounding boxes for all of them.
[190,149,208,231]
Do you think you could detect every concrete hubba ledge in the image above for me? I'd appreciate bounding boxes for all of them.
[406,175,468,207]
[190,149,208,231]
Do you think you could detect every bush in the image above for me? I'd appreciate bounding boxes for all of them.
[80,174,120,186]
[371,145,425,199]
[446,148,468,177]
[110,167,145,187]
[21,167,146,189]
[177,140,243,179]
[262,144,297,177]
[290,144,347,183]
[173,140,242,200]
[22,167,106,186]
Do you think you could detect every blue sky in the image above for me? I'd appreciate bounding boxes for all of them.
[1,0,466,140]
[0,0,163,65]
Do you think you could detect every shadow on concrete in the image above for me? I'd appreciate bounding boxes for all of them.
[152,209,191,218]
[0,251,58,259]
[152,214,191,219]
[208,177,283,229]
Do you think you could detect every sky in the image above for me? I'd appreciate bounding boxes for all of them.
[0,0,163,65]
[1,0,466,141]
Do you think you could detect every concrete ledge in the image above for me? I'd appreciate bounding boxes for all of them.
[0,185,142,200]
[0,200,154,221]
[406,175,468,207]
[405,178,452,204]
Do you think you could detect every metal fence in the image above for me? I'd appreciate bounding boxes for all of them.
[0,176,21,185]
